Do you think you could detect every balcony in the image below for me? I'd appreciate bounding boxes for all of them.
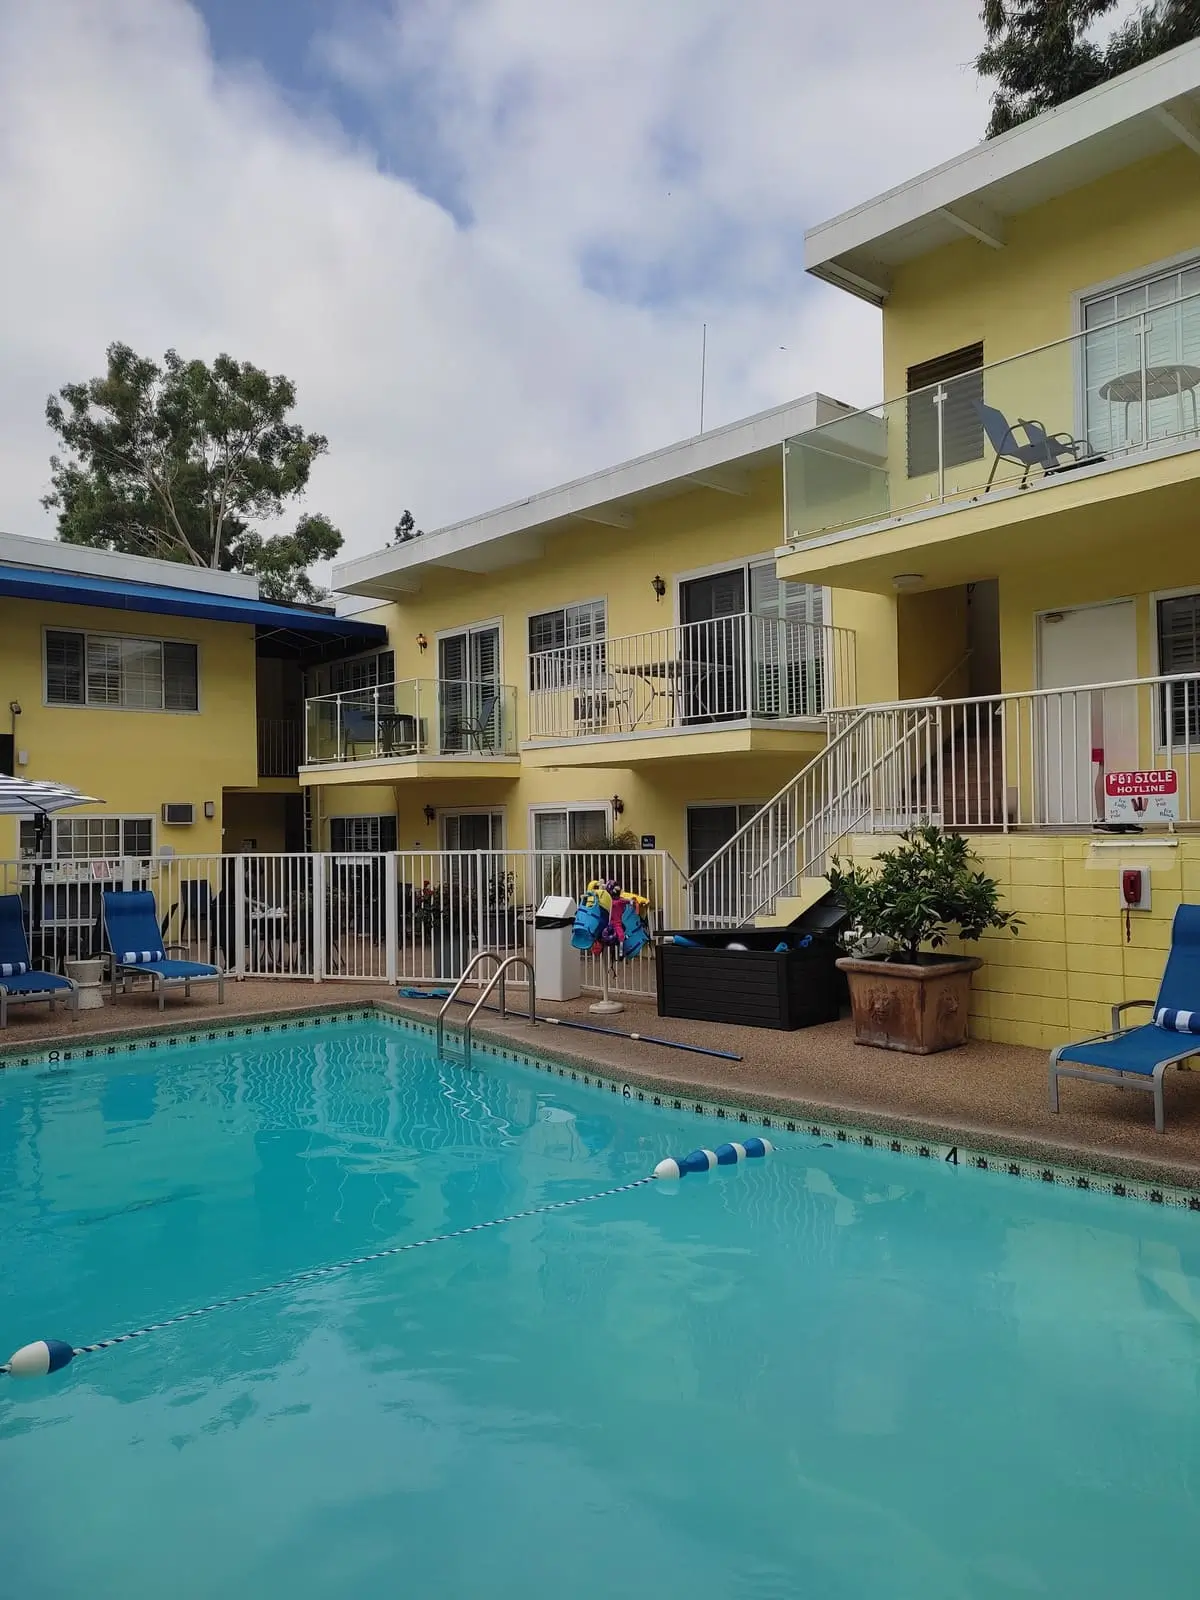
[257,718,303,780]
[523,615,856,766]
[780,287,1200,588]
[301,680,520,784]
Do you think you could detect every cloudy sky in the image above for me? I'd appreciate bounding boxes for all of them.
[0,0,1001,572]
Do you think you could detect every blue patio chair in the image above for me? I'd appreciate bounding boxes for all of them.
[975,401,1093,490]
[102,890,225,1012]
[1049,904,1200,1132]
[0,894,78,1028]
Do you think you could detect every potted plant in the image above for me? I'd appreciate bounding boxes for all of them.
[828,826,1020,1054]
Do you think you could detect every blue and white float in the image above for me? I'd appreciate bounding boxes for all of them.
[4,1339,75,1377]
[653,1137,772,1180]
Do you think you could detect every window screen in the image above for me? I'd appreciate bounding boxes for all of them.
[1158,594,1200,743]
[906,343,985,479]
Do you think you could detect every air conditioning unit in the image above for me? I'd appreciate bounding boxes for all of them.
[161,803,195,826]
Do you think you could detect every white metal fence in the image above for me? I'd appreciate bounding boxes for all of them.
[527,615,856,741]
[0,849,687,996]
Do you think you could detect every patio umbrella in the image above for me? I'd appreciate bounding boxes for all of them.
[0,778,104,954]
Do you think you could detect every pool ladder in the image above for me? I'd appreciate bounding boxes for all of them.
[435,950,537,1067]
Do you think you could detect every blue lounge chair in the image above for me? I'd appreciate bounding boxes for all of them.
[102,890,225,1011]
[1050,904,1200,1132]
[0,894,78,1028]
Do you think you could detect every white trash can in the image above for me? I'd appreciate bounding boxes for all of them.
[533,895,580,1002]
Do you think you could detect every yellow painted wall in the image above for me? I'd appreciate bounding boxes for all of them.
[882,146,1200,394]
[0,597,258,858]
[843,831,1189,1051]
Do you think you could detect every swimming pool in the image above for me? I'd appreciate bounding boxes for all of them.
[2,1013,1199,1598]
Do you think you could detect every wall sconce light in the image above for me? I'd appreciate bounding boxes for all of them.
[651,575,666,602]
[416,633,429,653]
[610,794,625,817]
[423,804,437,825]
[203,800,216,820]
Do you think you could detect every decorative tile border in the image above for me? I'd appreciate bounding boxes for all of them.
[4,1002,1198,1212]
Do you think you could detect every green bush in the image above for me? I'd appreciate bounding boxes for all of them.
[828,825,1021,962]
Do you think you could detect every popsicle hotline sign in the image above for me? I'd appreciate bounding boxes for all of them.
[1103,769,1179,823]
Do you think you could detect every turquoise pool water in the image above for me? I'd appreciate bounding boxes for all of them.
[2,1018,1200,1598]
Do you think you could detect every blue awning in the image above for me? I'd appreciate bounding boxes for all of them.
[0,562,388,657]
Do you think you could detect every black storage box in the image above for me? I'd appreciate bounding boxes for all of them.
[655,893,850,1031]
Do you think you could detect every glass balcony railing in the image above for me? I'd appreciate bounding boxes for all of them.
[526,615,856,741]
[784,286,1200,545]
[305,681,518,766]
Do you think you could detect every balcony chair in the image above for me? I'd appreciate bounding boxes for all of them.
[975,401,1094,490]
[340,704,380,760]
[102,890,225,1011]
[0,894,79,1028]
[451,690,500,753]
[1049,904,1200,1133]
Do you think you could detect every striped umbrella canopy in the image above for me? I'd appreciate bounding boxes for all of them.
[0,777,103,816]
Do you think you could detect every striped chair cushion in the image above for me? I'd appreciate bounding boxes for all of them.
[0,961,27,977]
[121,949,164,964]
[1155,1007,1200,1034]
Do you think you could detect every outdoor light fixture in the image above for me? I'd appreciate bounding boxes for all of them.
[891,573,925,592]
[651,575,666,601]
[203,801,216,820]
[416,633,429,653]
[423,804,437,825]
[611,794,625,817]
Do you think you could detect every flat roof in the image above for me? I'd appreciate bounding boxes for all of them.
[0,529,259,597]
[0,563,387,658]
[334,392,855,598]
[806,38,1200,304]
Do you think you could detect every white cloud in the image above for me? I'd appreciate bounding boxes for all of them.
[0,0,992,574]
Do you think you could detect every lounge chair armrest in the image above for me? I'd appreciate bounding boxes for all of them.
[1111,998,1156,1029]
[164,943,190,955]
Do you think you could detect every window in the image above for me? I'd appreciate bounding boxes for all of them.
[329,815,398,853]
[19,816,153,860]
[906,343,985,479]
[441,812,505,851]
[532,806,610,851]
[1083,260,1200,452]
[686,804,761,878]
[329,651,395,695]
[529,600,606,689]
[1157,593,1200,743]
[45,630,198,711]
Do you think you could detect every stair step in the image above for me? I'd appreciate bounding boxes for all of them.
[754,877,828,929]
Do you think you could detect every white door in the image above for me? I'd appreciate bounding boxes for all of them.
[1036,601,1137,824]
[438,625,501,752]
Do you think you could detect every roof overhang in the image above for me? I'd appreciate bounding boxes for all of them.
[0,562,387,660]
[806,39,1200,305]
[333,393,857,599]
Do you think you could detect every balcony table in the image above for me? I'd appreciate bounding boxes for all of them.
[1099,362,1200,446]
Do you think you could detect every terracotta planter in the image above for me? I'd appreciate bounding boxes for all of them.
[836,954,982,1054]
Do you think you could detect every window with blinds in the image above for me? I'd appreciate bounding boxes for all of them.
[329,815,397,852]
[1158,593,1200,743]
[528,600,606,689]
[45,630,198,711]
[906,343,985,479]
[1083,261,1200,452]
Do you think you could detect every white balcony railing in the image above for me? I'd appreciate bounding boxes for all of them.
[527,615,855,742]
[305,681,518,766]
[784,286,1200,546]
[688,671,1200,926]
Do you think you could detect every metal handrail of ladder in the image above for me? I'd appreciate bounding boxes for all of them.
[436,950,537,1066]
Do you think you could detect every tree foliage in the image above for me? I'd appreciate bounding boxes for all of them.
[44,343,342,602]
[828,826,1021,962]
[393,508,424,544]
[977,0,1200,137]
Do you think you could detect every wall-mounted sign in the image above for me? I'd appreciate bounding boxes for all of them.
[640,835,656,850]
[1104,770,1179,823]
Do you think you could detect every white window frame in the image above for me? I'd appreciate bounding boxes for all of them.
[20,813,156,861]
[1149,584,1200,752]
[672,555,828,628]
[434,617,505,678]
[438,808,507,850]
[528,801,613,852]
[526,596,607,689]
[42,626,201,714]
[327,813,398,854]
[1071,249,1200,443]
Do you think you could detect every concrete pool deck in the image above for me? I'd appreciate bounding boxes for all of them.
[3,980,1200,1189]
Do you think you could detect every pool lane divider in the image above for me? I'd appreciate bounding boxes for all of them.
[2,1141,771,1378]
[395,989,744,1062]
